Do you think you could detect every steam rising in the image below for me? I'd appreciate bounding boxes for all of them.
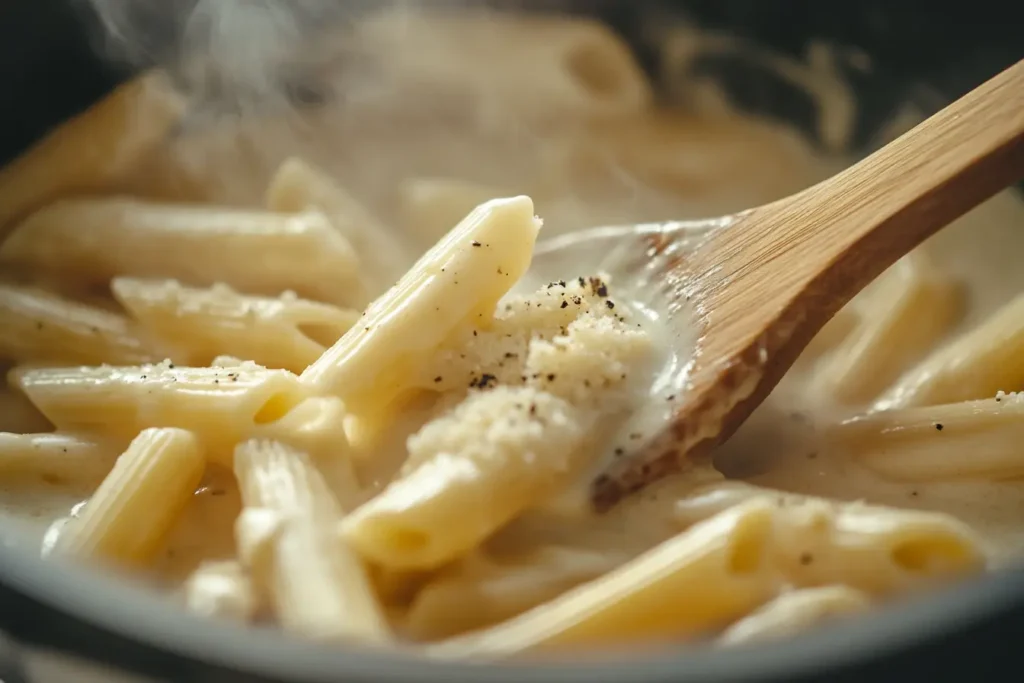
[83,0,380,113]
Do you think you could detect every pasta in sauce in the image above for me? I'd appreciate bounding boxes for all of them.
[0,8,1022,659]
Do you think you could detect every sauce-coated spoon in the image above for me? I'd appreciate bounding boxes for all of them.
[533,59,1024,511]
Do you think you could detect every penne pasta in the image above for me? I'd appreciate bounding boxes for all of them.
[0,73,184,235]
[182,560,260,622]
[672,484,986,594]
[301,196,541,421]
[12,362,308,462]
[251,397,360,511]
[717,585,872,646]
[53,428,205,565]
[427,499,780,658]
[266,157,412,300]
[876,292,1024,410]
[341,387,590,570]
[0,282,158,366]
[832,393,1024,481]
[0,198,362,307]
[0,432,120,485]
[112,278,358,373]
[234,439,390,643]
[405,545,627,640]
[818,254,962,403]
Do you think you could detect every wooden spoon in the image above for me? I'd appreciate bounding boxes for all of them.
[531,59,1024,511]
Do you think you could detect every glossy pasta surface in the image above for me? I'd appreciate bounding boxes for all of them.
[0,5,1022,662]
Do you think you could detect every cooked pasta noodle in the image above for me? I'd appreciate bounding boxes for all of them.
[0,5,1021,661]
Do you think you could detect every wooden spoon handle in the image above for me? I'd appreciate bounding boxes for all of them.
[733,59,1024,307]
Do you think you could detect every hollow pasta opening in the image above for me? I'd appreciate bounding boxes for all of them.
[381,525,432,557]
[890,535,976,575]
[725,514,770,575]
[252,392,304,425]
[296,322,346,348]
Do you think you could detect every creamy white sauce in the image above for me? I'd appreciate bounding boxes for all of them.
[0,8,1021,631]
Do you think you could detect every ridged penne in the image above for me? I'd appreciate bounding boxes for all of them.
[341,387,589,570]
[405,545,627,640]
[112,278,358,373]
[234,439,390,643]
[832,393,1024,481]
[399,177,508,247]
[12,363,308,461]
[672,483,985,594]
[53,428,205,565]
[182,560,260,622]
[251,397,360,511]
[0,73,185,234]
[876,292,1024,410]
[301,196,541,421]
[427,499,780,658]
[0,198,362,306]
[266,157,412,300]
[818,254,962,403]
[0,432,120,484]
[717,586,872,646]
[0,282,157,366]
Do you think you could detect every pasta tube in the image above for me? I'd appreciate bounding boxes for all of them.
[0,198,362,306]
[818,254,962,403]
[301,196,541,420]
[0,73,184,234]
[832,393,1024,481]
[234,439,389,643]
[112,278,358,373]
[876,292,1024,409]
[341,386,589,570]
[717,586,872,646]
[53,428,205,564]
[427,499,780,658]
[0,283,156,366]
[251,397,360,511]
[405,546,627,640]
[0,432,119,484]
[673,483,985,594]
[13,362,308,461]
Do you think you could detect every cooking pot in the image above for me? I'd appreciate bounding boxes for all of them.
[0,1,1022,681]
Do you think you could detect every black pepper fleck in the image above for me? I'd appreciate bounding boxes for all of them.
[470,373,498,389]
[799,553,814,566]
[666,394,676,401]
[560,301,568,309]
[596,283,608,297]
[614,448,624,456]
[605,300,615,309]
[471,240,481,247]
[935,423,944,431]
[547,373,556,381]
[434,376,443,383]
